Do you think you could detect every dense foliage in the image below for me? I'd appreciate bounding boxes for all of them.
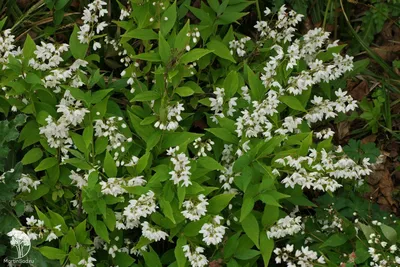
[0,1,399,267]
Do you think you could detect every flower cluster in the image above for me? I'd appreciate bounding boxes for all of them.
[277,146,372,192]
[367,232,400,266]
[28,42,69,71]
[267,215,303,239]
[182,245,208,267]
[141,221,169,242]
[0,29,19,65]
[78,0,108,45]
[274,244,326,266]
[182,194,209,221]
[199,216,226,246]
[39,91,89,161]
[122,191,157,229]
[154,102,184,131]
[193,138,214,157]
[229,36,251,57]
[17,174,41,193]
[94,116,130,152]
[167,146,192,187]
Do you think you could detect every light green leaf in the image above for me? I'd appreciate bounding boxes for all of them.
[208,194,235,214]
[180,49,213,64]
[279,96,307,112]
[175,86,194,97]
[69,25,88,59]
[38,246,67,260]
[242,213,259,248]
[35,157,58,172]
[22,148,43,165]
[104,152,117,177]
[207,40,236,63]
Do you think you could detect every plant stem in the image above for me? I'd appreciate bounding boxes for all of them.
[255,0,262,21]
[322,0,332,30]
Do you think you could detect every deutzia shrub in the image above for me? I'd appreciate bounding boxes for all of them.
[0,1,394,267]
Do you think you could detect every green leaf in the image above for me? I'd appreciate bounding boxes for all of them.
[216,12,248,25]
[65,228,77,246]
[131,91,161,102]
[142,248,162,267]
[380,224,398,243]
[206,128,238,143]
[320,234,348,248]
[223,71,239,99]
[160,198,176,223]
[175,236,187,267]
[279,96,307,112]
[94,220,110,243]
[208,194,235,214]
[63,158,92,170]
[175,86,194,97]
[207,40,236,63]
[23,34,36,60]
[241,213,259,248]
[48,209,68,233]
[136,152,150,174]
[260,234,274,266]
[358,223,375,240]
[35,157,58,172]
[180,49,213,64]
[104,208,116,231]
[104,152,117,177]
[70,25,88,59]
[197,156,224,171]
[115,252,135,267]
[38,246,67,260]
[158,32,171,64]
[161,1,177,36]
[22,148,43,165]
[75,220,87,243]
[123,28,158,40]
[132,52,161,62]
[240,196,254,222]
[245,65,264,101]
[174,20,190,50]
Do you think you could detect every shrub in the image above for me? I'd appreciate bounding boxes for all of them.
[0,1,397,267]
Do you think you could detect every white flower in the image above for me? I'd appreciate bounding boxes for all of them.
[199,216,226,246]
[123,191,157,228]
[168,147,192,187]
[182,245,208,267]
[141,221,168,242]
[267,215,303,239]
[17,174,41,193]
[182,194,208,221]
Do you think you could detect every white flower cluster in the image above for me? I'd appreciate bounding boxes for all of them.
[185,28,201,51]
[367,233,400,266]
[105,37,132,67]
[78,0,108,44]
[40,91,89,161]
[209,87,225,122]
[305,89,357,124]
[274,244,326,266]
[315,128,335,140]
[0,29,20,65]
[154,102,184,131]
[99,176,146,196]
[182,194,208,221]
[320,207,343,232]
[235,90,279,139]
[199,216,226,246]
[167,146,192,187]
[17,174,41,193]
[254,6,355,100]
[121,191,157,229]
[182,245,208,267]
[193,138,214,157]
[94,116,130,152]
[69,170,89,189]
[42,59,88,92]
[141,221,168,242]
[217,144,241,193]
[276,147,372,192]
[28,42,68,71]
[229,36,251,57]
[267,215,303,239]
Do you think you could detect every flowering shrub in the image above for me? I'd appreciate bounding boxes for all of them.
[0,1,398,267]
